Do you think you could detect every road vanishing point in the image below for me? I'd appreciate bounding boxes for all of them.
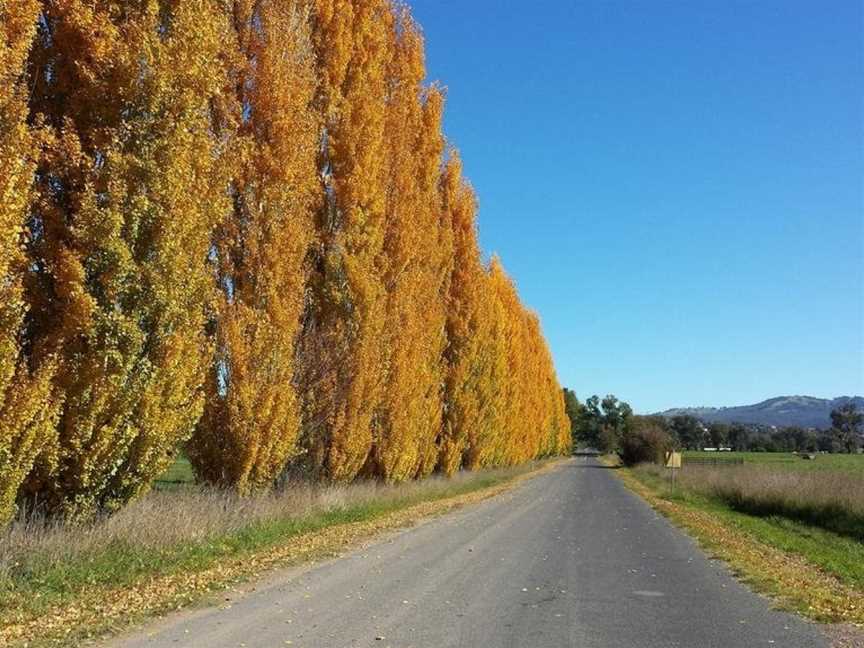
[108,458,828,648]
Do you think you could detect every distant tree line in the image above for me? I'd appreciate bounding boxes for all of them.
[563,390,862,464]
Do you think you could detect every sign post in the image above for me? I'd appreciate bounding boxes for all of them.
[665,450,682,489]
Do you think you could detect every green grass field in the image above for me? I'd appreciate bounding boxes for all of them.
[683,450,864,475]
[154,455,195,486]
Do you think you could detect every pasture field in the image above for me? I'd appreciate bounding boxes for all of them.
[683,450,864,475]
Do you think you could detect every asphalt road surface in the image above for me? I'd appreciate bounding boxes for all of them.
[110,458,829,648]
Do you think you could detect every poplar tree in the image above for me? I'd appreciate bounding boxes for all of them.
[24,0,232,515]
[439,155,489,474]
[298,0,392,480]
[455,259,505,470]
[375,11,451,481]
[188,0,320,492]
[480,259,510,465]
[0,0,58,523]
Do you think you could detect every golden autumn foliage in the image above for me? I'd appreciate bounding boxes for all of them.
[0,0,59,524]
[480,259,570,467]
[375,11,451,482]
[187,0,320,492]
[3,0,569,520]
[22,0,233,515]
[439,155,491,474]
[297,0,393,481]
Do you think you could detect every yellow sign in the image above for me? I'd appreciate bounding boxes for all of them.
[665,451,682,469]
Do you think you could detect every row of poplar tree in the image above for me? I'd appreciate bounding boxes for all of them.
[0,0,570,523]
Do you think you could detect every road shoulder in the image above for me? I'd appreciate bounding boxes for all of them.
[604,459,864,644]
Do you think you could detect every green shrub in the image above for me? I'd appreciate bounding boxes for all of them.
[620,423,673,467]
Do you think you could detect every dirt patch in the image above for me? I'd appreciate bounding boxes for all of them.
[826,624,864,648]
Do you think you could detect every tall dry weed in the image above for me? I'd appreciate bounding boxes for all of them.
[636,463,864,540]
[0,467,523,586]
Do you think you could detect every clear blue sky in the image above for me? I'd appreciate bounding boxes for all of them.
[410,0,864,413]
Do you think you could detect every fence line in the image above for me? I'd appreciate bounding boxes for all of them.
[683,457,745,466]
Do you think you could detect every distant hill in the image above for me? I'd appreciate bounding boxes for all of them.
[657,396,864,429]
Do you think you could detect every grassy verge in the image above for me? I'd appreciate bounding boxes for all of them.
[1,459,561,648]
[603,457,864,625]
[655,462,864,541]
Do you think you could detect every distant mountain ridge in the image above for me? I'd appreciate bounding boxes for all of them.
[657,396,864,429]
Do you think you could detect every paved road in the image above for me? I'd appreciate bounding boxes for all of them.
[110,458,828,648]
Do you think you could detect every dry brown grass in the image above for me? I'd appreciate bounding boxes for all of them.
[0,469,524,585]
[637,463,864,540]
